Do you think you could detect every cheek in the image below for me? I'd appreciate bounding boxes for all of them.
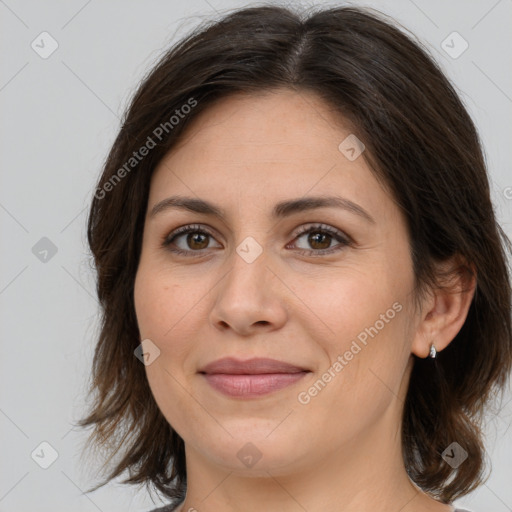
[134,260,189,340]
[133,262,212,371]
[133,266,198,430]
[134,269,167,339]
[307,263,404,345]
[301,262,411,402]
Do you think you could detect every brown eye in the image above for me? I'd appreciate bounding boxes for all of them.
[306,231,332,250]
[163,224,221,256]
[186,232,210,250]
[291,224,351,256]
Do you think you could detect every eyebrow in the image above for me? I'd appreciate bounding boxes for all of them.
[149,195,375,224]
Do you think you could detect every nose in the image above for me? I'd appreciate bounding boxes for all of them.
[209,246,288,336]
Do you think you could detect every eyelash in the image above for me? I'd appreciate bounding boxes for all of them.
[161,223,352,258]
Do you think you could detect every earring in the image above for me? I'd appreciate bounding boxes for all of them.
[429,343,437,359]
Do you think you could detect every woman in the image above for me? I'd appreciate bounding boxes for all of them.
[79,5,512,512]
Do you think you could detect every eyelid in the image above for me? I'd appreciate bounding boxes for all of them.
[162,223,220,247]
[292,223,352,244]
[287,223,352,256]
[162,222,352,256]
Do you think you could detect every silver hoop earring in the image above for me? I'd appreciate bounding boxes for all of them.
[429,343,437,359]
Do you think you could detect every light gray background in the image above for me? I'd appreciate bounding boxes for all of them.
[1,0,511,511]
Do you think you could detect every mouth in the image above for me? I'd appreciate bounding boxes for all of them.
[198,357,311,398]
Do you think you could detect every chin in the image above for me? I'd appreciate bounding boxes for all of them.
[191,427,307,475]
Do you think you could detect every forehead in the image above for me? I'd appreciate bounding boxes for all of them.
[148,89,392,221]
[166,89,354,160]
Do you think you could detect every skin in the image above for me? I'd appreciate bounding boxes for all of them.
[133,88,475,512]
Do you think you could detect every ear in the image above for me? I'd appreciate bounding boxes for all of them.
[411,257,476,358]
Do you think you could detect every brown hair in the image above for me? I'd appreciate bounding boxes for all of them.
[79,4,512,506]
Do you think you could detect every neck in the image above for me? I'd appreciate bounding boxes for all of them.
[176,401,450,512]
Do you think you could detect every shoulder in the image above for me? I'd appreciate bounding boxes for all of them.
[146,504,475,512]
[147,504,180,512]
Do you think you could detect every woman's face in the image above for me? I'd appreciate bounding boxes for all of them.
[134,89,422,476]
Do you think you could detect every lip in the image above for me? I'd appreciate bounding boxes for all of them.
[199,357,310,398]
[199,357,308,375]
